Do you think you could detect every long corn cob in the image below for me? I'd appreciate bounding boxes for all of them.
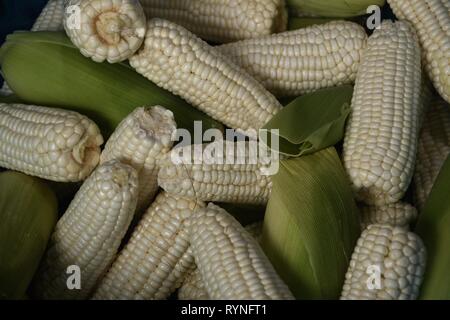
[413,97,450,210]
[139,0,288,43]
[359,203,418,230]
[0,103,103,182]
[0,0,66,95]
[188,203,293,300]
[92,192,204,300]
[178,221,263,300]
[64,0,147,63]
[158,142,273,205]
[387,0,450,103]
[340,224,426,300]
[129,18,283,132]
[343,21,422,205]
[32,160,138,299]
[100,106,176,212]
[217,21,367,97]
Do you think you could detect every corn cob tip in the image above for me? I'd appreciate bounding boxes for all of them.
[65,0,147,63]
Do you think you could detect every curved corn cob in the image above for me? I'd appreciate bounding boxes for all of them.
[413,97,450,210]
[1,0,66,95]
[359,203,418,230]
[387,0,450,103]
[217,21,367,97]
[188,203,293,300]
[100,106,176,212]
[340,224,426,300]
[178,221,263,300]
[32,160,139,299]
[129,18,283,132]
[0,103,103,182]
[342,21,422,205]
[158,142,273,205]
[64,0,147,63]
[92,192,204,300]
[139,0,287,43]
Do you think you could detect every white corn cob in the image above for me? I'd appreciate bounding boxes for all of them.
[413,97,450,210]
[32,0,66,31]
[129,18,283,132]
[92,192,204,300]
[64,0,147,63]
[387,0,450,103]
[0,103,103,182]
[100,106,176,212]
[139,0,288,43]
[158,141,273,205]
[1,0,66,95]
[188,203,293,300]
[342,21,422,205]
[359,203,418,231]
[178,221,263,300]
[217,21,368,97]
[340,224,426,300]
[32,160,138,299]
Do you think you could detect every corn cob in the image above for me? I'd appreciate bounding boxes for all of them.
[158,141,273,205]
[0,103,103,182]
[129,18,283,132]
[92,192,204,300]
[340,224,426,300]
[188,203,293,300]
[178,221,263,300]
[0,0,66,95]
[139,0,288,43]
[359,203,418,230]
[413,97,450,210]
[100,106,176,212]
[217,21,367,97]
[64,0,147,63]
[32,160,138,299]
[387,0,450,103]
[342,21,422,205]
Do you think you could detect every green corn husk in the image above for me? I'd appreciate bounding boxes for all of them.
[262,85,353,157]
[0,31,223,137]
[0,93,21,104]
[261,147,360,299]
[0,171,58,299]
[415,154,450,300]
[287,0,386,18]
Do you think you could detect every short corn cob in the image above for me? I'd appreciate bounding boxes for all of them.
[139,0,288,43]
[359,203,418,230]
[413,97,450,210]
[217,21,367,97]
[129,18,283,132]
[92,192,204,300]
[0,0,66,95]
[178,221,263,300]
[64,0,147,63]
[32,160,139,299]
[0,103,103,182]
[340,224,426,300]
[100,106,176,212]
[343,21,422,205]
[387,0,450,103]
[188,203,293,300]
[158,142,273,205]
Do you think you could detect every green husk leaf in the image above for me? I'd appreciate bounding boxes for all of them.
[0,94,22,104]
[261,148,360,299]
[0,31,223,137]
[0,171,58,299]
[415,154,450,300]
[261,86,353,156]
[287,0,386,18]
